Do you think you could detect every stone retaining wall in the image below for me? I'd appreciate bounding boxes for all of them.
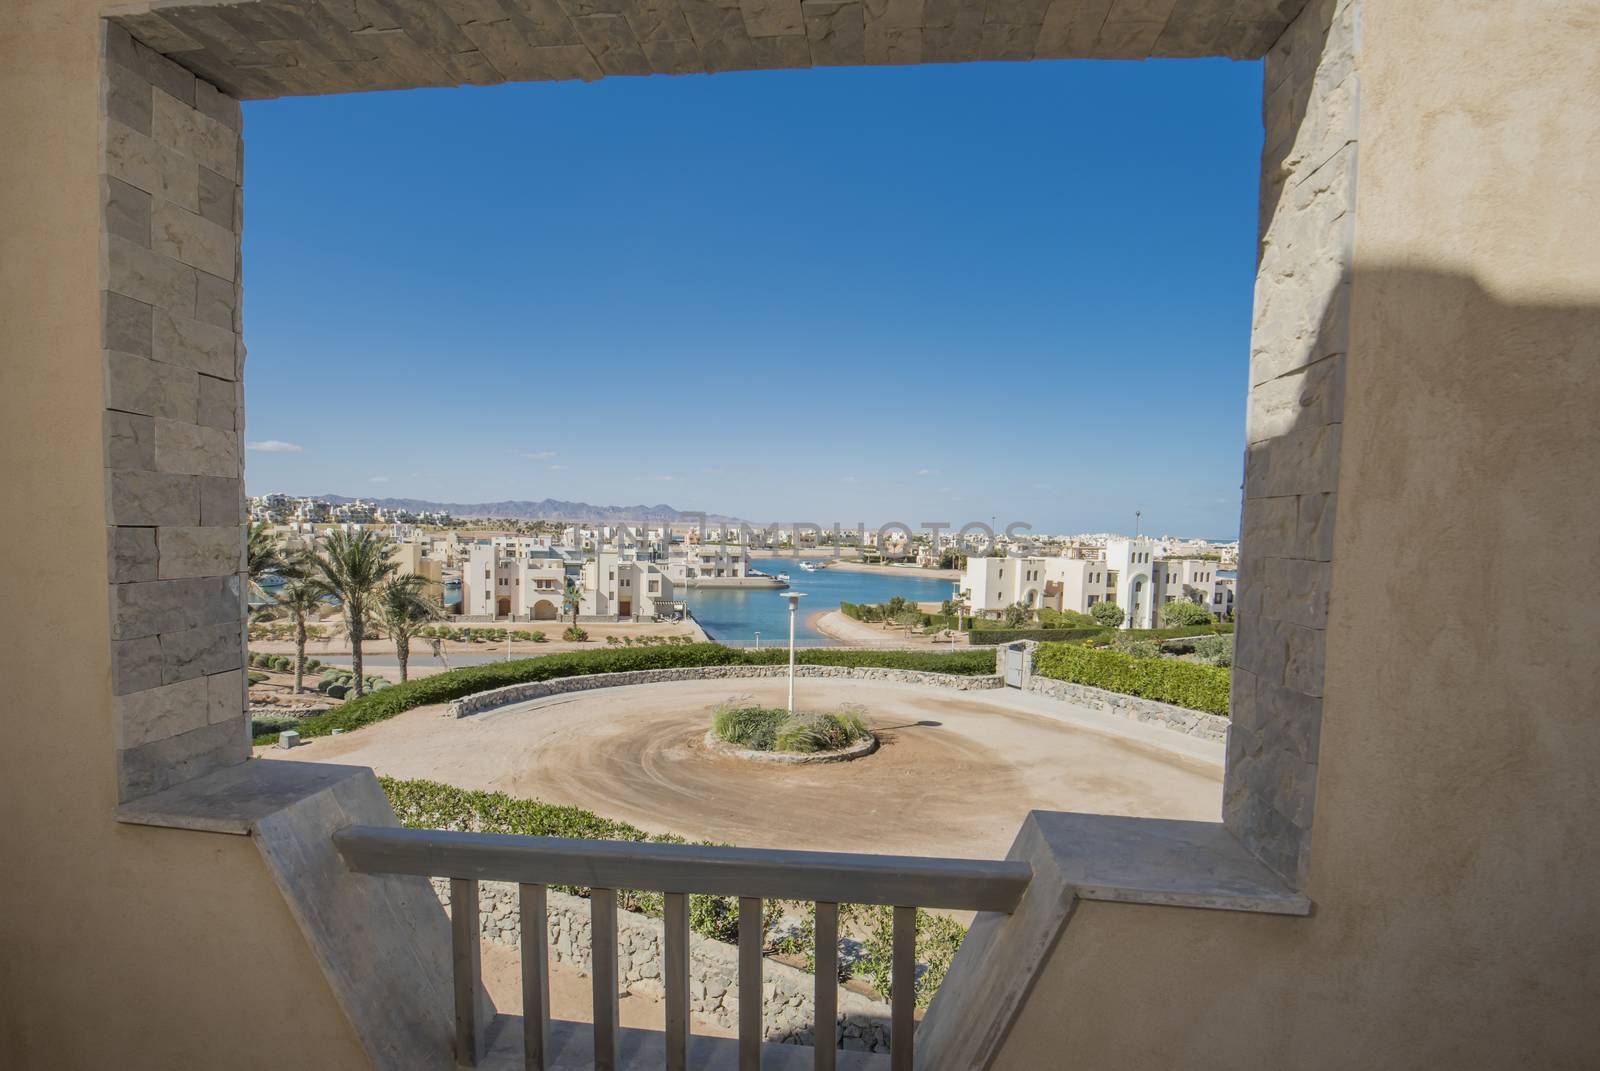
[434,879,893,1052]
[1024,678,1230,743]
[446,665,1004,718]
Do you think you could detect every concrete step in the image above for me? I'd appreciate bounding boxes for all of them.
[478,1016,891,1070]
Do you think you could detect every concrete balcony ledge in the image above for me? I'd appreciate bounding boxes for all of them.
[115,757,373,834]
[116,759,458,1071]
[916,811,1308,1071]
[1036,812,1311,915]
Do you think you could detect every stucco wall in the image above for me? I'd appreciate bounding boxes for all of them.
[991,1,1600,1066]
[0,5,367,1068]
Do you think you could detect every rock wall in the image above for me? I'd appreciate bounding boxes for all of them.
[446,664,1005,718]
[434,879,894,1052]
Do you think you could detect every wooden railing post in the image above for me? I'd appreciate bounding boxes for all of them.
[664,891,691,1071]
[891,906,917,1071]
[591,888,620,1071]
[814,901,839,1071]
[449,877,483,1067]
[739,895,763,1071]
[519,883,549,1071]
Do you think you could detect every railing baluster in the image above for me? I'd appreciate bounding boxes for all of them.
[891,906,916,1071]
[664,891,691,1071]
[813,902,838,1071]
[592,888,620,1071]
[450,877,483,1067]
[738,895,762,1071]
[519,883,550,1071]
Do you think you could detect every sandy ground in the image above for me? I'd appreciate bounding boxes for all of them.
[820,561,961,580]
[262,678,1221,860]
[480,943,734,1036]
[808,610,956,648]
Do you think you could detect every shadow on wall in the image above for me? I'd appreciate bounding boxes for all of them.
[1229,254,1600,898]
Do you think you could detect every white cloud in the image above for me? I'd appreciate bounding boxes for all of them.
[650,475,675,482]
[246,440,303,453]
[915,468,940,477]
[369,476,389,484]
[512,449,557,461]
[547,464,567,471]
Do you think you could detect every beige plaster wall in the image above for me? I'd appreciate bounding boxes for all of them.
[0,4,369,1067]
[993,1,1600,1066]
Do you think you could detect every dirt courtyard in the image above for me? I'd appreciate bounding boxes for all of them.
[265,678,1221,859]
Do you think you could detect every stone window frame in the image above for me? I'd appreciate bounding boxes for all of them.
[95,0,1357,892]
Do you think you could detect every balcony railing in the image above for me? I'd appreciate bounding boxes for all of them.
[333,826,1032,1071]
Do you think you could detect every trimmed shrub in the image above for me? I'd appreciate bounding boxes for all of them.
[964,626,1105,646]
[326,683,348,699]
[563,626,589,642]
[1158,601,1214,627]
[253,644,997,744]
[1090,601,1125,628]
[247,671,268,685]
[1034,642,1230,715]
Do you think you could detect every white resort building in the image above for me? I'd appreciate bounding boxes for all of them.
[961,538,1228,627]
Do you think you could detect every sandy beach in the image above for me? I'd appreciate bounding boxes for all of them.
[807,609,956,648]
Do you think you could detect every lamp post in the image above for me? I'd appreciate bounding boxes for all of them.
[781,592,805,717]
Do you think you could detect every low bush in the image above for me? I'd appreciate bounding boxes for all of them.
[711,705,787,750]
[774,709,869,753]
[251,715,298,737]
[1191,633,1234,667]
[253,645,997,744]
[1033,642,1231,716]
[247,671,268,685]
[563,626,589,642]
[711,704,870,753]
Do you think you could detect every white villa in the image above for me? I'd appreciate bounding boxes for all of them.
[961,538,1227,628]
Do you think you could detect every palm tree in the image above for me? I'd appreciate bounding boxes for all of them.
[306,529,397,698]
[272,576,324,694]
[247,522,303,609]
[562,579,582,632]
[374,574,443,683]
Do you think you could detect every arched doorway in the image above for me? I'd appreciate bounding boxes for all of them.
[532,600,558,621]
[495,596,511,617]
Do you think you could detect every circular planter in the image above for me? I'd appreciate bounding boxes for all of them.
[701,729,879,765]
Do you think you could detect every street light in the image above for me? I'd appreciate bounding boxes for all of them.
[780,592,806,717]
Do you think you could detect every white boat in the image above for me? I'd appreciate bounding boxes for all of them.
[776,572,791,582]
[799,561,818,572]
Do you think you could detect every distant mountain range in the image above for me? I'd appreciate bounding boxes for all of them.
[319,495,746,525]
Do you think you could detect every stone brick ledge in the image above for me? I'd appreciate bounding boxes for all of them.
[1024,678,1231,743]
[446,665,1004,719]
[434,879,893,1052]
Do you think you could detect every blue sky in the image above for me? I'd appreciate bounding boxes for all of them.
[242,58,1262,537]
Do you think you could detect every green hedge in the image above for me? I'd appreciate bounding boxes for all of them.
[254,644,997,744]
[1033,642,1232,716]
[965,626,1105,646]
